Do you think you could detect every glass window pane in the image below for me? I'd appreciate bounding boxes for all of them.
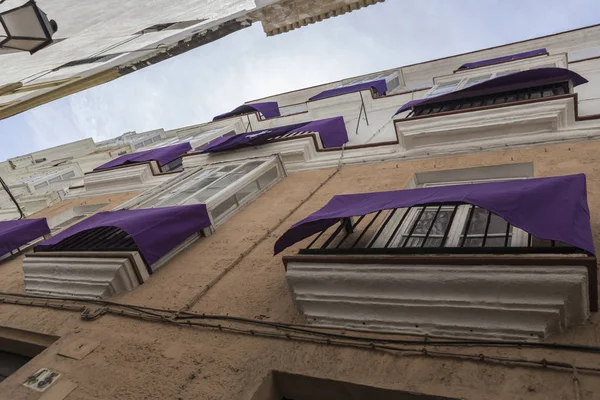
[235,181,259,203]
[256,167,279,189]
[404,237,424,247]
[424,237,443,247]
[485,237,506,247]
[531,236,552,247]
[211,196,238,221]
[495,70,520,77]
[186,161,263,203]
[464,238,483,247]
[429,81,459,96]
[488,213,509,234]
[429,210,453,236]
[463,75,492,88]
[464,207,488,234]
[413,208,436,234]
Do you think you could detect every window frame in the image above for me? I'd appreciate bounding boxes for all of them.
[368,177,530,249]
[48,204,108,232]
[426,61,561,98]
[337,70,402,94]
[117,156,285,226]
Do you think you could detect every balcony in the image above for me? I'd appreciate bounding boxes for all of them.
[23,205,212,299]
[408,82,568,118]
[277,175,597,341]
[394,68,587,151]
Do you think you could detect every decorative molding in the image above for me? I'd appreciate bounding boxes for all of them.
[396,97,574,150]
[23,252,148,299]
[286,258,591,340]
[74,163,178,198]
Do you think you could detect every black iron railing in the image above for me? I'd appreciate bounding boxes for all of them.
[300,203,582,255]
[265,130,311,142]
[408,82,569,118]
[37,226,137,253]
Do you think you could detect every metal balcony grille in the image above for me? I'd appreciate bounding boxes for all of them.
[36,226,137,253]
[409,82,569,118]
[264,130,311,142]
[300,202,582,255]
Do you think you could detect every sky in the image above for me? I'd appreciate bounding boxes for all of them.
[0,0,599,160]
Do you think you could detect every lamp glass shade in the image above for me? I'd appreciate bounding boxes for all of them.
[0,1,56,54]
[2,4,46,37]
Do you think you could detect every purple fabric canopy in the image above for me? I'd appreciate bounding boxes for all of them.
[93,142,191,171]
[274,174,594,255]
[213,102,280,121]
[0,218,50,256]
[458,48,548,70]
[395,68,588,115]
[201,117,348,153]
[36,205,211,266]
[309,79,388,101]
[198,135,236,151]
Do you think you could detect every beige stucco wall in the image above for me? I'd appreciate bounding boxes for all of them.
[1,141,600,399]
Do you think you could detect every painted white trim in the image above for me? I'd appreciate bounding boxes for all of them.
[286,260,590,341]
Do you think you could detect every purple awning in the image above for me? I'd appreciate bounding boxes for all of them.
[213,102,280,121]
[0,219,50,256]
[395,68,588,115]
[458,48,548,70]
[36,205,211,266]
[202,117,348,153]
[309,79,388,101]
[93,142,191,171]
[274,174,594,255]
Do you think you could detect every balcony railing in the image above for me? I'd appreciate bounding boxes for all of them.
[300,202,582,255]
[36,226,138,253]
[408,82,569,118]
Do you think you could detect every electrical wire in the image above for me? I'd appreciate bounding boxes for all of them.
[2,291,600,355]
[0,175,25,219]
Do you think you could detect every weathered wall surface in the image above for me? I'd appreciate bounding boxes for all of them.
[258,0,385,36]
[1,141,600,399]
[0,191,140,295]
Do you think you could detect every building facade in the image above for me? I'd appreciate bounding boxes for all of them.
[0,0,384,121]
[0,24,600,399]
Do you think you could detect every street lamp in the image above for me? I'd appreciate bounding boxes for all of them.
[0,0,57,54]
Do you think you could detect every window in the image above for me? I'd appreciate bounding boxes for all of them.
[462,74,492,88]
[48,204,107,231]
[429,63,558,97]
[119,157,284,226]
[338,70,402,94]
[302,164,579,253]
[427,81,460,96]
[27,168,79,192]
[51,215,86,230]
[0,327,58,386]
